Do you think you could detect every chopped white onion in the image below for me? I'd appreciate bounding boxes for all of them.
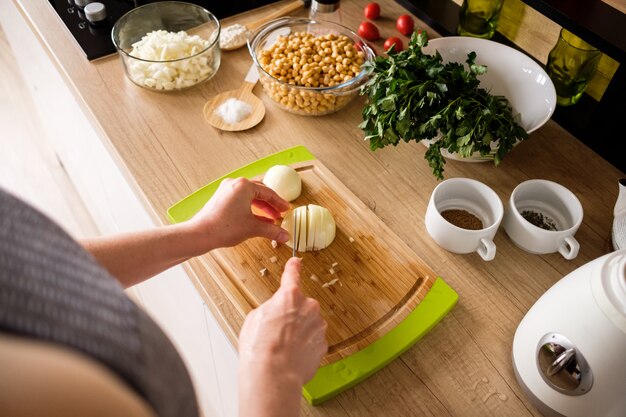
[322,278,340,288]
[126,30,216,91]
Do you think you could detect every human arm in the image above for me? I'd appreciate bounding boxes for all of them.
[81,178,291,288]
[237,257,328,417]
[0,334,157,417]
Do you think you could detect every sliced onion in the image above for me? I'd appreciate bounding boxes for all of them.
[310,205,323,251]
[298,206,308,252]
[306,204,316,251]
[281,204,336,252]
[321,205,336,246]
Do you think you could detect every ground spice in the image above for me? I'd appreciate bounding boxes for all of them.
[521,210,558,231]
[441,209,483,230]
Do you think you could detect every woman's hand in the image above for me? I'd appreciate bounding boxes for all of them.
[81,178,290,288]
[238,258,328,417]
[187,177,291,250]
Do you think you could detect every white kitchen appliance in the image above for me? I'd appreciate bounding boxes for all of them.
[512,249,626,417]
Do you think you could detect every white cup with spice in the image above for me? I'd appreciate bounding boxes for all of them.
[502,179,583,260]
[425,178,504,261]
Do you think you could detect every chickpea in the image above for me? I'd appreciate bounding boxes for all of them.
[258,31,367,115]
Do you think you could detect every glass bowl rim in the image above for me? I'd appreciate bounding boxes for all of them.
[111,1,220,64]
[247,17,375,95]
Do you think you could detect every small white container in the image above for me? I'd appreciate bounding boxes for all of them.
[503,179,583,260]
[425,177,503,261]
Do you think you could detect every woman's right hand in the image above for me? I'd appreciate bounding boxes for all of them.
[238,257,327,417]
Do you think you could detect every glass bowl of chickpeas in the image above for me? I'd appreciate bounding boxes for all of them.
[247,17,375,116]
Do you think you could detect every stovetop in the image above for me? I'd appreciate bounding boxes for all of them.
[48,0,280,60]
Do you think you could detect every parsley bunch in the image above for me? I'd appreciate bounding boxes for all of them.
[359,31,528,179]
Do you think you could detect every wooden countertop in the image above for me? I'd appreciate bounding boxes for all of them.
[14,0,624,415]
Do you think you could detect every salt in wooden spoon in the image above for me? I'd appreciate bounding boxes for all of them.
[220,0,308,51]
[203,64,265,131]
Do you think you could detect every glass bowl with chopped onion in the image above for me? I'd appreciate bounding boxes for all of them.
[248,17,375,116]
[112,1,220,92]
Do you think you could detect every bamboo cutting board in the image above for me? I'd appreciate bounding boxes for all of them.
[168,146,457,403]
[209,158,438,364]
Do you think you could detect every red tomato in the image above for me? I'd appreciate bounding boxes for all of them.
[357,21,380,41]
[383,37,403,52]
[396,14,415,36]
[364,2,381,20]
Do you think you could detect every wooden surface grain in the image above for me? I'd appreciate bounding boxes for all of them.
[13,0,624,415]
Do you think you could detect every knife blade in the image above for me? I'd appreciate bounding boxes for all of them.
[292,208,298,258]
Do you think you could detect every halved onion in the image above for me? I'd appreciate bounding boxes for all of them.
[262,165,302,202]
[281,204,336,252]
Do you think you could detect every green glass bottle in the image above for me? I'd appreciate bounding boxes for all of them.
[547,28,601,106]
[457,0,504,39]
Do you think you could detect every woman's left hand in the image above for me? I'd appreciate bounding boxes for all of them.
[186,177,291,250]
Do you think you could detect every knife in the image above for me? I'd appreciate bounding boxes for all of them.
[292,208,298,258]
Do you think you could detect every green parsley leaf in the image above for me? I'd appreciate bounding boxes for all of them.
[359,32,529,179]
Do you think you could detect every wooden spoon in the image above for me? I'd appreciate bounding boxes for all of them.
[203,64,265,131]
[220,0,307,51]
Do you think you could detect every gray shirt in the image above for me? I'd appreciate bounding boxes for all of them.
[0,188,199,417]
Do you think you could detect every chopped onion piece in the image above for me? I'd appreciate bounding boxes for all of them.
[259,268,268,276]
[322,278,340,288]
[269,256,278,263]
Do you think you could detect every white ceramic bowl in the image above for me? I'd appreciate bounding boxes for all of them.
[422,37,556,162]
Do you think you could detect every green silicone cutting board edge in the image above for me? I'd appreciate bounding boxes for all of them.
[167,145,316,223]
[303,277,457,405]
[167,145,459,405]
